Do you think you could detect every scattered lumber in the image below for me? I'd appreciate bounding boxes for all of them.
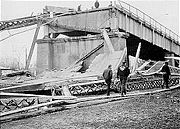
[0,92,77,100]
[132,42,141,73]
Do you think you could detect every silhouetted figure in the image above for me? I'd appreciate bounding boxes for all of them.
[117,62,130,97]
[160,61,171,89]
[78,5,81,11]
[0,69,2,77]
[103,65,113,96]
[94,0,99,8]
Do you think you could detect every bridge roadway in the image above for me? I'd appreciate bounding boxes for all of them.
[46,4,180,56]
[1,3,179,56]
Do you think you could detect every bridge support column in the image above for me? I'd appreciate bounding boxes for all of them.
[165,52,175,66]
[36,40,54,74]
[44,25,50,38]
[110,7,118,31]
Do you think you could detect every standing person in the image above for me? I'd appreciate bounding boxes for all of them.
[0,69,2,78]
[160,61,171,89]
[103,65,113,96]
[117,62,130,97]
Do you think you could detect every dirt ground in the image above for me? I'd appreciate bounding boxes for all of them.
[1,88,180,129]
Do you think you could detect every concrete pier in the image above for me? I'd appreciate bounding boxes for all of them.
[36,33,126,74]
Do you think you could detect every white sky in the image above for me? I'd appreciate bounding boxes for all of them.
[0,0,179,68]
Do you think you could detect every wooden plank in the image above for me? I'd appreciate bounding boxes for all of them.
[0,75,97,92]
[136,61,150,71]
[66,42,104,71]
[0,83,45,92]
[145,61,164,74]
[0,92,77,100]
[165,57,180,61]
[62,85,72,96]
[132,42,141,73]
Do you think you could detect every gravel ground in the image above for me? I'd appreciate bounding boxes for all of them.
[1,88,180,129]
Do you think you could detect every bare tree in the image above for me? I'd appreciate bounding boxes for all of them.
[0,57,23,70]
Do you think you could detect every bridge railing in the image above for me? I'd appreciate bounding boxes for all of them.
[116,0,180,44]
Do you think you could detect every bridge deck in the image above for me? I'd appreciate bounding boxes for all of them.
[48,5,179,55]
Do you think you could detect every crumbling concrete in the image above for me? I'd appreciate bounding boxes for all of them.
[36,33,126,74]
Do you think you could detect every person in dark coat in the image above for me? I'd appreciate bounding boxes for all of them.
[103,65,113,96]
[77,5,81,11]
[117,62,130,96]
[160,61,171,89]
[94,0,100,8]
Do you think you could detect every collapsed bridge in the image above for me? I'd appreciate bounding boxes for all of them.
[36,2,180,73]
[0,1,180,119]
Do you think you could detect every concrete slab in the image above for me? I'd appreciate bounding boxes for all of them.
[86,51,124,74]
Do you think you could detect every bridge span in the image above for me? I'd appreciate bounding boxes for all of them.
[45,3,179,56]
[35,2,180,73]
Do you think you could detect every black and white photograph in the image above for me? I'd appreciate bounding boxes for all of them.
[0,0,180,128]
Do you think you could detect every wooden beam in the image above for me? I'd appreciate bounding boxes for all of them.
[25,22,41,70]
[0,92,77,100]
[0,73,103,93]
[132,42,141,73]
[62,85,72,96]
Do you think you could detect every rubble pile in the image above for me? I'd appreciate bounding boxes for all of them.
[0,70,35,88]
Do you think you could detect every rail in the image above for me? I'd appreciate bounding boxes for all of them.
[116,0,180,44]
